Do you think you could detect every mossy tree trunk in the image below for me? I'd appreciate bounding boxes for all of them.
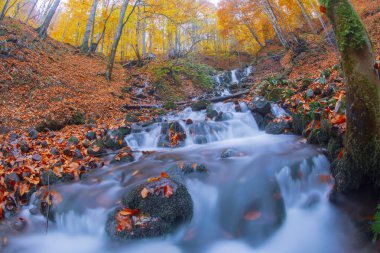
[322,0,380,192]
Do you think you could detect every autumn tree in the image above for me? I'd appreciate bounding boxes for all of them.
[81,0,99,52]
[321,0,380,192]
[105,0,139,81]
[36,0,61,39]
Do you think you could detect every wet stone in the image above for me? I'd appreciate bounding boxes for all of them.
[106,177,193,240]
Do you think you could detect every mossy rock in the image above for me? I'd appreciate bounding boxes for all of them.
[307,120,331,145]
[125,113,139,123]
[265,120,290,135]
[104,128,131,150]
[292,113,312,136]
[192,100,210,111]
[69,112,86,125]
[106,177,193,240]
[158,122,186,148]
[206,106,219,120]
[251,96,271,115]
[88,139,106,156]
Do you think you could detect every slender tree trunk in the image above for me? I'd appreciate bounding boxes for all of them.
[81,0,98,52]
[25,0,38,23]
[149,23,153,54]
[260,0,289,47]
[141,7,147,57]
[243,21,264,48]
[61,15,70,42]
[295,0,316,33]
[135,4,141,61]
[105,0,139,81]
[322,0,380,192]
[0,0,11,20]
[36,0,61,39]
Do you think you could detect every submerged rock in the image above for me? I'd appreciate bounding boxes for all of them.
[219,168,285,246]
[166,162,208,182]
[106,177,193,240]
[221,148,239,159]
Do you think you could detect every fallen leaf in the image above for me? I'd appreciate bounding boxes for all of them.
[163,185,173,198]
[141,187,150,199]
[244,211,262,221]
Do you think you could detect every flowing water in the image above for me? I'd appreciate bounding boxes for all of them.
[4,102,374,253]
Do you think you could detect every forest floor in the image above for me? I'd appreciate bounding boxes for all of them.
[0,0,379,242]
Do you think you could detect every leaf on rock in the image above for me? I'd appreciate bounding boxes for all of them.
[244,211,262,221]
[163,184,173,198]
[141,187,150,199]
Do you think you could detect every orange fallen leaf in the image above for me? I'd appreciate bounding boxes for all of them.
[318,174,331,183]
[141,187,150,199]
[119,208,140,216]
[19,183,29,197]
[92,145,100,152]
[164,185,174,198]
[338,148,345,160]
[244,211,262,221]
[331,114,346,125]
[160,172,170,179]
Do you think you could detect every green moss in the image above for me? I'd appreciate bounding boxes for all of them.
[322,0,367,52]
[163,101,177,110]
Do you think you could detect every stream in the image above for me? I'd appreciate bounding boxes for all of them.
[3,70,375,253]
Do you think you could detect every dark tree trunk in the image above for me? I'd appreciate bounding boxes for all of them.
[323,0,380,192]
[36,0,61,39]
[0,0,11,20]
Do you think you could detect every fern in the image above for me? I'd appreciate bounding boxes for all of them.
[372,204,380,241]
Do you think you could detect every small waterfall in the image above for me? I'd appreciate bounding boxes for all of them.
[231,69,239,84]
[124,102,259,151]
[213,66,254,97]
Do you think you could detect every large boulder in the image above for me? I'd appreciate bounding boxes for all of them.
[106,176,193,240]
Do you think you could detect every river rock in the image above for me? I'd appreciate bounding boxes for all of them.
[265,120,291,135]
[192,100,210,111]
[110,149,135,164]
[306,89,314,98]
[104,127,131,150]
[292,113,312,136]
[158,122,186,148]
[28,129,39,140]
[251,96,271,115]
[166,162,208,182]
[20,140,30,153]
[221,148,239,159]
[85,131,97,140]
[88,139,106,156]
[106,177,193,240]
